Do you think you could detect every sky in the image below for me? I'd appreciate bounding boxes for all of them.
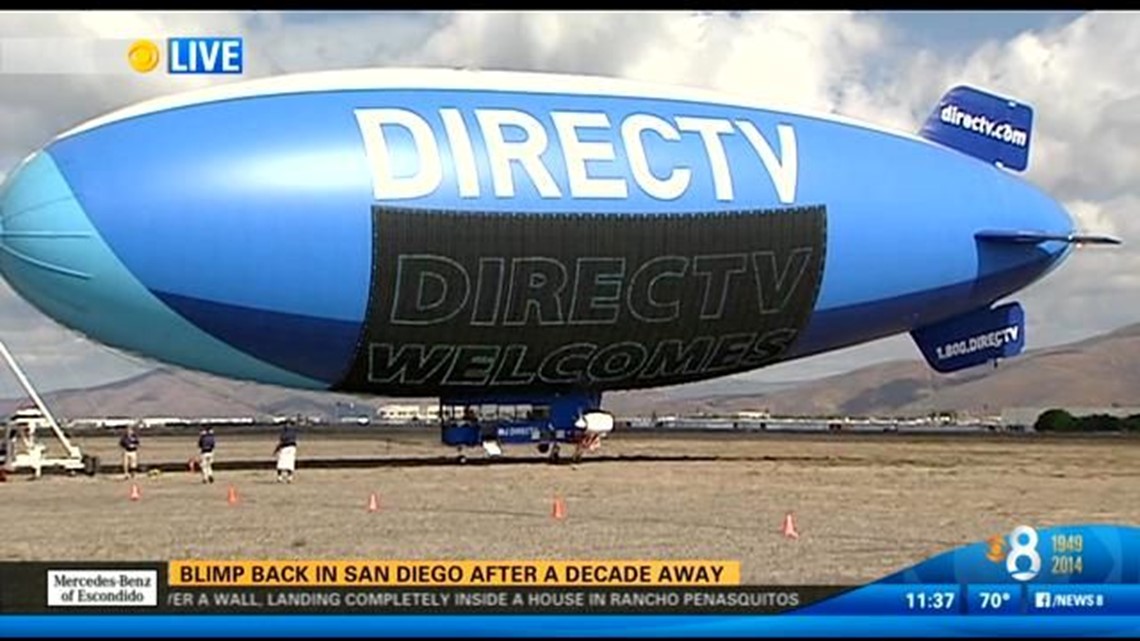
[0,10,1135,396]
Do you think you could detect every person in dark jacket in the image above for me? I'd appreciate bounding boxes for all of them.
[274,424,297,483]
[197,426,216,484]
[120,424,141,479]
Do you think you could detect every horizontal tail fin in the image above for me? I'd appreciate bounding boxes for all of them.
[919,86,1033,171]
[976,230,1122,245]
[911,302,1025,373]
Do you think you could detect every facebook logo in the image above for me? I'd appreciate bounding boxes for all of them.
[167,38,243,74]
[1035,592,1051,609]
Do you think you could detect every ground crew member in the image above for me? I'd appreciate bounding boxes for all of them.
[197,426,216,484]
[120,424,140,479]
[274,424,297,483]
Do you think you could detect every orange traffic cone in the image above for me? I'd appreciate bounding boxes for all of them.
[227,486,239,506]
[368,492,380,513]
[781,512,800,540]
[552,495,566,520]
[129,483,141,502]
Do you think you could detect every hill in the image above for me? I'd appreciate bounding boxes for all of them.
[0,367,427,421]
[3,323,1140,420]
[660,323,1140,417]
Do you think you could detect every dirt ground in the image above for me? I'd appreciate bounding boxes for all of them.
[4,431,1138,584]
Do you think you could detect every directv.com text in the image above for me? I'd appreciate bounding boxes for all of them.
[939,105,1029,147]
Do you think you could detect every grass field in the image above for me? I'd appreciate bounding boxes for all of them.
[4,430,1138,584]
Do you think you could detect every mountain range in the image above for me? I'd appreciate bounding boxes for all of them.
[3,322,1139,420]
[609,322,1140,417]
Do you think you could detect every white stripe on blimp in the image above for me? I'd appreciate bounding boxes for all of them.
[54,67,934,148]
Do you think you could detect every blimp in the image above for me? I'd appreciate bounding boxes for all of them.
[0,69,1117,459]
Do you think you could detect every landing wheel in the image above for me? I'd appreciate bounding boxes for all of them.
[83,454,100,477]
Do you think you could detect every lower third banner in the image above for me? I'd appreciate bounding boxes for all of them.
[0,562,845,614]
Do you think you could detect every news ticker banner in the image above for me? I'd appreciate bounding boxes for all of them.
[0,560,838,614]
[0,525,1138,622]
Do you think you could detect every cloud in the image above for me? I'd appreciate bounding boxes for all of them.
[409,11,890,113]
[954,15,1140,206]
[0,10,1135,395]
[748,11,1140,382]
[0,12,250,171]
[401,10,1140,385]
[0,11,260,393]
[954,13,1140,352]
[0,281,148,399]
[245,12,447,75]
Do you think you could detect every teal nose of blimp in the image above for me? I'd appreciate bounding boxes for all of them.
[0,149,323,391]
[0,151,106,328]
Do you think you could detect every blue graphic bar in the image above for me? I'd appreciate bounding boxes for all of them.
[2,614,1140,637]
[1028,585,1140,616]
[966,584,1024,615]
[802,584,962,615]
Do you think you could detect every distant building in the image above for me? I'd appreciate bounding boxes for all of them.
[67,417,136,430]
[139,417,186,428]
[376,404,439,424]
[195,417,256,426]
[1001,406,1140,428]
[734,410,770,420]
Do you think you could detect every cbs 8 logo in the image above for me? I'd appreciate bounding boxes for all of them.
[1006,525,1041,581]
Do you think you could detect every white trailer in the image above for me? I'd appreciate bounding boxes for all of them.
[0,341,89,478]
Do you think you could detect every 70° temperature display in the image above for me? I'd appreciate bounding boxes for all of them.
[968,585,1021,615]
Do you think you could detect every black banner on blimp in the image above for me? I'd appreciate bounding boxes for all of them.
[336,205,827,396]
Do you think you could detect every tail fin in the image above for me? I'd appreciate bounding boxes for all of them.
[911,302,1025,373]
[919,86,1034,171]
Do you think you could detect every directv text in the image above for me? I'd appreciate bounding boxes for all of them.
[935,325,1020,361]
[354,108,798,203]
[939,104,1028,148]
[388,251,812,327]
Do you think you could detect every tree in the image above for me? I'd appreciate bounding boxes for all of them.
[1081,414,1122,432]
[1123,415,1140,433]
[1035,408,1076,432]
